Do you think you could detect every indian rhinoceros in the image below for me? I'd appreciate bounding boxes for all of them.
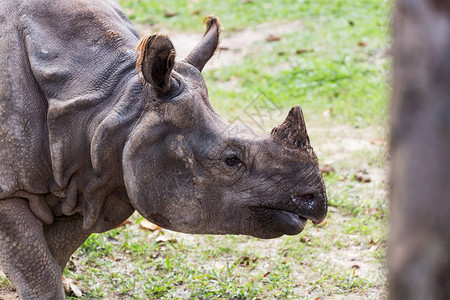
[0,0,327,298]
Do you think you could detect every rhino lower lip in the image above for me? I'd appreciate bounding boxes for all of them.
[259,193,318,235]
[273,210,308,235]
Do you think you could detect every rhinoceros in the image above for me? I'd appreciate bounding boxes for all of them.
[0,0,327,298]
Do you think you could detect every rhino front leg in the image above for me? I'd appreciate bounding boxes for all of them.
[0,198,65,300]
[43,215,91,271]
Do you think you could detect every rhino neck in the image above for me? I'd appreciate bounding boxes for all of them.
[46,70,146,232]
[4,1,146,231]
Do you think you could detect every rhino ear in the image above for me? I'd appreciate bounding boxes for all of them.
[184,16,221,72]
[271,106,311,149]
[136,34,176,94]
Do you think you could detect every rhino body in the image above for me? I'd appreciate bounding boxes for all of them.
[0,0,327,298]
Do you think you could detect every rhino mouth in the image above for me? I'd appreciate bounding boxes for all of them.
[260,193,326,236]
[271,210,308,236]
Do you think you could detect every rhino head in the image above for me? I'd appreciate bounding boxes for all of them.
[122,17,327,239]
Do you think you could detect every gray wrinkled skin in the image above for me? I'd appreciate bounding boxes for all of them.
[0,0,327,298]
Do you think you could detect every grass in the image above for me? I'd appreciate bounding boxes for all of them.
[0,275,10,289]
[119,0,387,33]
[64,194,387,299]
[120,0,390,128]
[1,0,390,299]
[204,10,389,129]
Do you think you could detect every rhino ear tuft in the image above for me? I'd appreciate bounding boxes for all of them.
[136,34,176,94]
[184,15,221,72]
[271,106,310,149]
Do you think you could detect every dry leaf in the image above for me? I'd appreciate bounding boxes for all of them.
[62,277,83,298]
[155,235,177,244]
[70,283,82,298]
[62,277,71,293]
[354,172,371,183]
[163,10,178,18]
[139,219,161,231]
[266,34,281,42]
[296,49,313,55]
[300,236,311,243]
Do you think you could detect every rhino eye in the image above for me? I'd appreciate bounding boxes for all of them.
[225,155,242,167]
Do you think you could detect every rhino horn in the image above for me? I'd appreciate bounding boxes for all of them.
[184,16,221,72]
[271,106,310,148]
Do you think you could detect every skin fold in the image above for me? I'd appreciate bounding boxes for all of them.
[0,0,327,298]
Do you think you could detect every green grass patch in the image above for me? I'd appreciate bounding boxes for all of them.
[120,0,391,128]
[203,9,390,128]
[119,0,389,33]
[0,275,11,289]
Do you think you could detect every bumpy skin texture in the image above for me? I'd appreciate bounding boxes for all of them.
[0,0,327,298]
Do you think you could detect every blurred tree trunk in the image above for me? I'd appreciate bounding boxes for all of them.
[390,0,450,299]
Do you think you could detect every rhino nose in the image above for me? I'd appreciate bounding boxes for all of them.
[291,192,328,224]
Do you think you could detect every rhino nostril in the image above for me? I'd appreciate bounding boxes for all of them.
[292,193,314,206]
[291,193,327,224]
